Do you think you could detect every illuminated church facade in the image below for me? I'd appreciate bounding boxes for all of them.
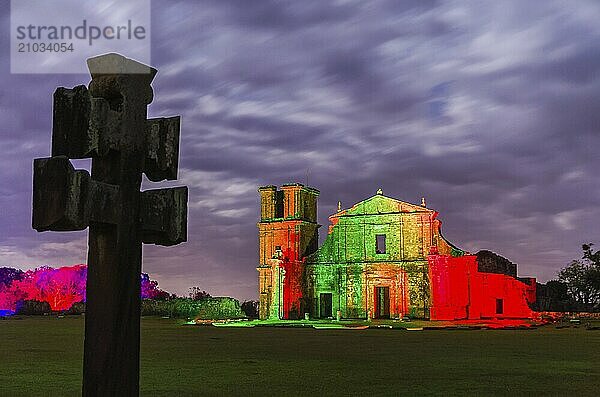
[257,183,536,321]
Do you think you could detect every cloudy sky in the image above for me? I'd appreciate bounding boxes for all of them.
[1,0,599,300]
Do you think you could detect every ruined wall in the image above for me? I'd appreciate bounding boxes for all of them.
[281,183,318,221]
[257,259,285,320]
[258,221,319,265]
[428,254,535,320]
[305,262,421,319]
[476,250,517,277]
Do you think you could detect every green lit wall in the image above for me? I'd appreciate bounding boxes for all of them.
[305,193,457,319]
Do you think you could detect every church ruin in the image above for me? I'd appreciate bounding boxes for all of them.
[257,184,536,321]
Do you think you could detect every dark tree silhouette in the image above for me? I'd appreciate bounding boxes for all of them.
[558,243,600,308]
[0,267,24,288]
[241,300,259,319]
[189,286,211,301]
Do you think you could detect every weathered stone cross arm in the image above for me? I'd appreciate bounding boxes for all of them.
[32,156,187,246]
[51,84,181,182]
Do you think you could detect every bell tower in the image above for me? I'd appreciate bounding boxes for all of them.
[257,183,319,319]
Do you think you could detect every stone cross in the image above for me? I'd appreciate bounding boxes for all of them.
[32,53,188,396]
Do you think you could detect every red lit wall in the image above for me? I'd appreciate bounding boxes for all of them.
[280,260,304,319]
[258,220,306,319]
[279,225,304,319]
[428,254,535,320]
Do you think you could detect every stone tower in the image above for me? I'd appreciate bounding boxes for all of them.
[257,183,319,319]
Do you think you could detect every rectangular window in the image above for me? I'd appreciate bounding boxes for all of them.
[496,298,504,315]
[275,190,284,218]
[376,234,386,254]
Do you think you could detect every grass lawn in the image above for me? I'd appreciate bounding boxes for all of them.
[1,316,599,396]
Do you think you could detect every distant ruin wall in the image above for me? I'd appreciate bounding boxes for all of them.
[429,254,535,320]
[476,250,517,277]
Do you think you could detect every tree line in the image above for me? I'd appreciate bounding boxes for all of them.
[0,266,260,319]
[536,243,600,312]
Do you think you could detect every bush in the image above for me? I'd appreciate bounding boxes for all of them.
[16,299,51,315]
[66,301,86,315]
[141,297,245,319]
[241,300,259,319]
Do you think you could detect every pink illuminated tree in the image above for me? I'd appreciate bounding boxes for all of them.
[0,265,169,313]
